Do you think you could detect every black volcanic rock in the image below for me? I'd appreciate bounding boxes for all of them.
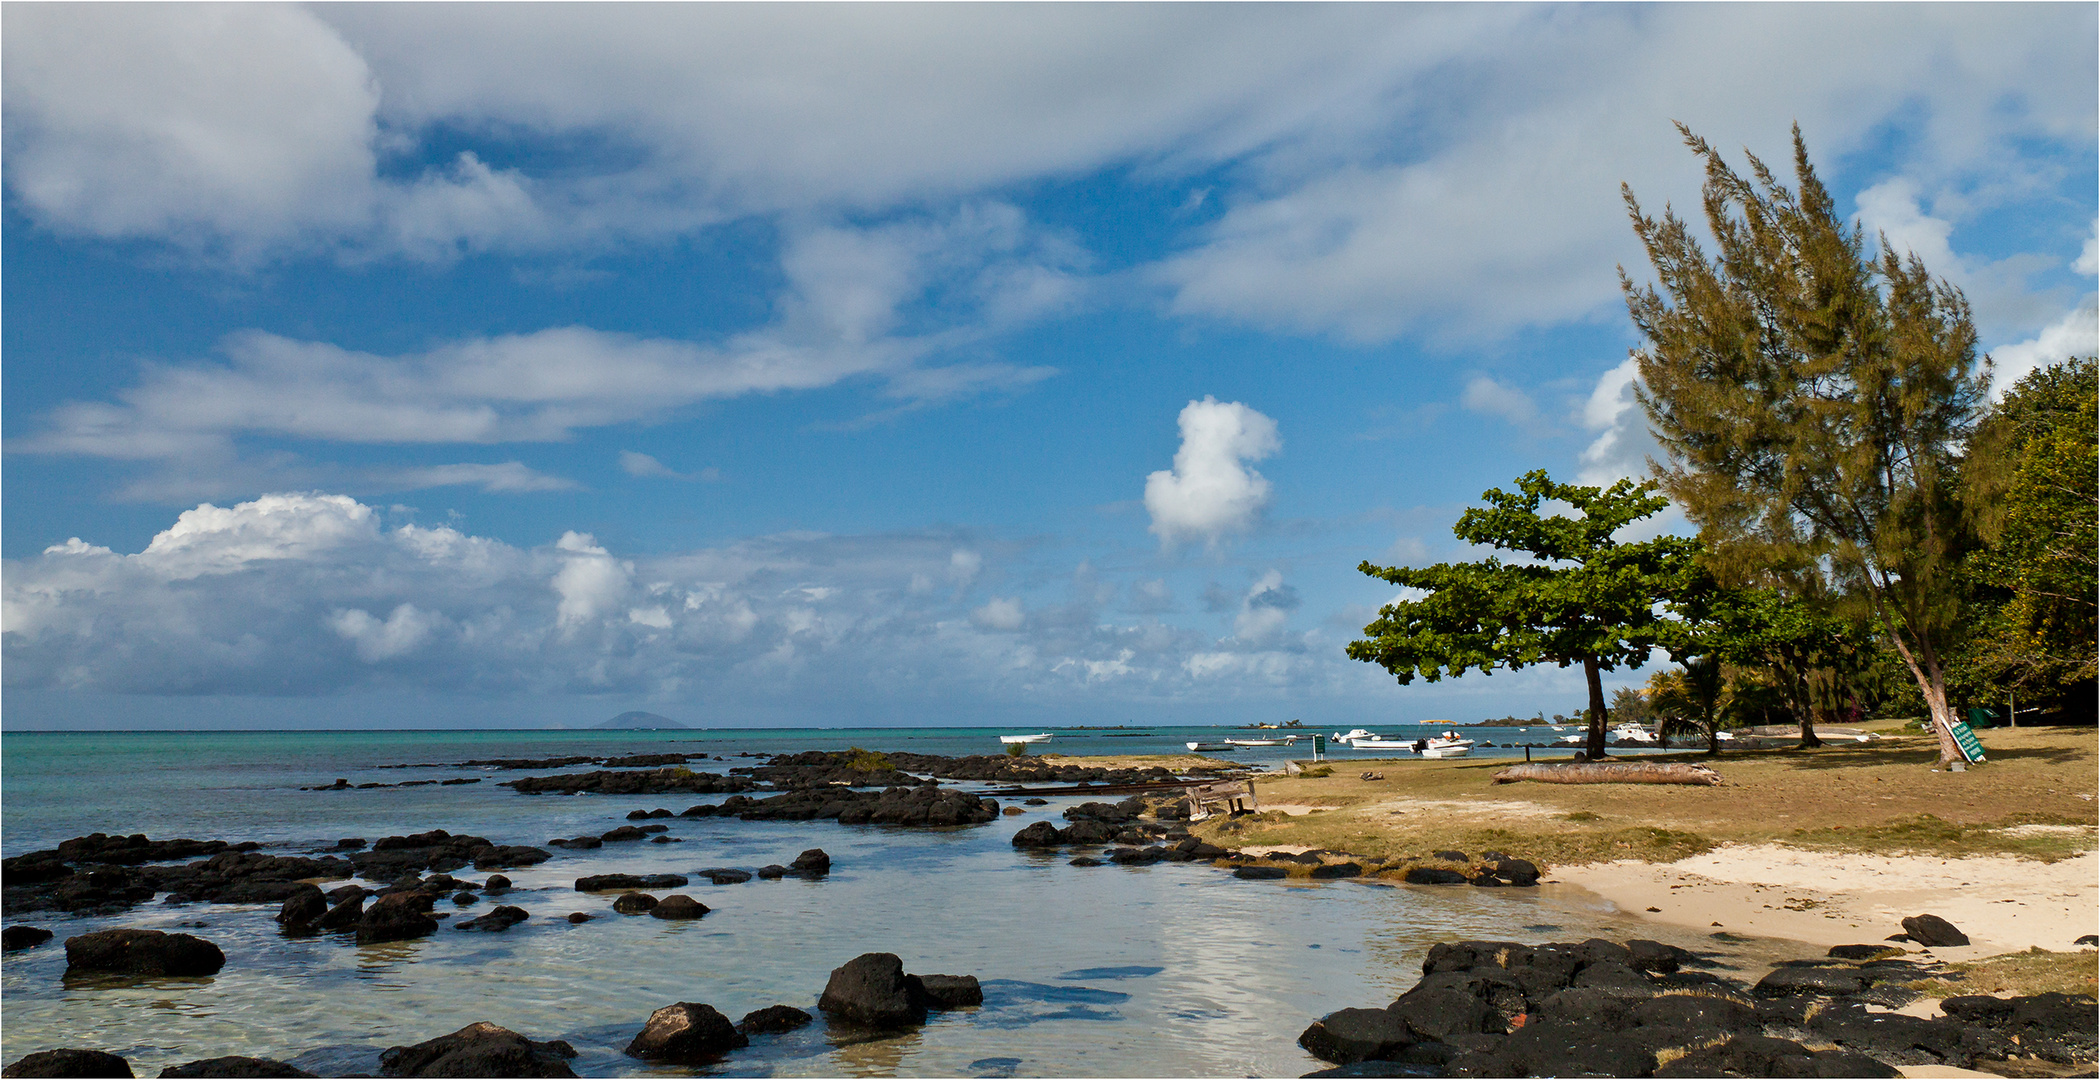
[378,1022,577,1078]
[64,929,224,977]
[157,1056,315,1077]
[1,1048,135,1077]
[817,952,925,1028]
[623,1002,746,1062]
[736,1005,812,1035]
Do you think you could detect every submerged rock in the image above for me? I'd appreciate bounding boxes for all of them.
[355,891,439,945]
[378,1022,577,1078]
[736,1005,813,1035]
[157,1056,315,1077]
[453,905,529,932]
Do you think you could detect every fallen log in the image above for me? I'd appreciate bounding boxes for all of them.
[1490,761,1723,786]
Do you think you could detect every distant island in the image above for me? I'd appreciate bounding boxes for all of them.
[596,710,688,729]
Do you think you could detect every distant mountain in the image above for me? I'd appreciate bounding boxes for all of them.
[598,710,687,729]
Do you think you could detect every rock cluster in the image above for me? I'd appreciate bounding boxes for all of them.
[159,1056,314,1077]
[3,840,353,917]
[689,785,998,827]
[1,1048,137,1077]
[816,952,982,1029]
[502,768,755,796]
[1298,937,2099,1077]
[347,830,551,877]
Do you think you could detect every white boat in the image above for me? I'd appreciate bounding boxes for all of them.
[1225,735,1299,747]
[1332,729,1374,743]
[1419,744,1470,759]
[1610,723,1658,744]
[998,733,1052,745]
[1186,741,1238,752]
[1347,737,1414,750]
[1426,731,1475,751]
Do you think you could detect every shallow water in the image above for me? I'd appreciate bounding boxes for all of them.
[1,728,1760,1077]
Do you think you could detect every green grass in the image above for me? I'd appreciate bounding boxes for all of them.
[1906,948,2099,998]
[1787,813,2096,863]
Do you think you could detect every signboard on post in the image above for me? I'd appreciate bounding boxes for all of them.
[1312,734,1326,761]
[1944,718,1987,763]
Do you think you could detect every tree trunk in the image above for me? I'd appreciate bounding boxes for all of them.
[1886,629,1963,765]
[1583,656,1608,758]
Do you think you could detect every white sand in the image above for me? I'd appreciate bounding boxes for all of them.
[1554,844,2099,958]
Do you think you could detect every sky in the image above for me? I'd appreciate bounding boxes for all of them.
[3,4,2094,730]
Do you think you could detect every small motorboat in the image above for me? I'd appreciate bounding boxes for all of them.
[1347,737,1414,750]
[1609,723,1658,744]
[1426,731,1476,750]
[998,733,1053,745]
[1186,741,1238,752]
[1419,744,1470,759]
[1332,729,1374,743]
[1225,735,1300,747]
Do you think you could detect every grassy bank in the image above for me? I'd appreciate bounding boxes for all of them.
[1169,725,2096,869]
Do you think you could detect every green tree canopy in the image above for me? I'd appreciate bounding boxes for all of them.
[1959,356,2099,713]
[1347,470,1696,757]
[1622,124,1988,764]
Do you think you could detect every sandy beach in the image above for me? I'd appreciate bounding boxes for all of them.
[1554,844,2099,956]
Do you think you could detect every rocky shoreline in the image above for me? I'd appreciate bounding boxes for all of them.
[1297,935,2097,1077]
[1,950,972,1077]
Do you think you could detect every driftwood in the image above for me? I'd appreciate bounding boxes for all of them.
[1490,762,1724,786]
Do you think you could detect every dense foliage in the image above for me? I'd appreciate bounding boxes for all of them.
[1622,124,1990,763]
[1347,471,1696,757]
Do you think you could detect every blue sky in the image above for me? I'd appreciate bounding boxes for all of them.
[4,4,2094,729]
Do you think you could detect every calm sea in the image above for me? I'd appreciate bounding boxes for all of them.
[2,726,1728,1078]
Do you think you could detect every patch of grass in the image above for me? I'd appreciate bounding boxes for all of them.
[1787,813,2096,863]
[839,747,896,772]
[1562,811,1601,822]
[1907,948,2099,999]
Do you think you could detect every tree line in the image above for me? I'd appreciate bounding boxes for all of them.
[1349,126,2096,766]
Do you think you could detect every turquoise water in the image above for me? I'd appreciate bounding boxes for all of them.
[1,727,1720,1077]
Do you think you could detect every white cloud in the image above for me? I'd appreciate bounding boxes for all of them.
[0,491,1367,710]
[552,532,631,628]
[331,603,443,662]
[1577,357,1658,487]
[1988,296,2100,399]
[1233,569,1300,644]
[383,462,576,493]
[1460,376,1537,426]
[971,597,1025,631]
[1144,396,1280,550]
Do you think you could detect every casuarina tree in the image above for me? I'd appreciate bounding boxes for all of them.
[1622,124,1988,766]
[1348,470,1696,758]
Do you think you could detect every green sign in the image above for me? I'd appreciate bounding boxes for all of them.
[1946,719,1986,763]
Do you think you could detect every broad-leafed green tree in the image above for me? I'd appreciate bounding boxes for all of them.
[1958,356,2098,715]
[1621,124,1988,765]
[1347,471,1696,758]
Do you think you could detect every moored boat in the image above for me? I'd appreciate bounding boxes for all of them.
[999,733,1053,745]
[1186,741,1238,752]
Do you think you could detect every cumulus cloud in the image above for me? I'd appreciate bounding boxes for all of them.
[1,491,1356,708]
[1144,397,1280,550]
[1987,296,2100,399]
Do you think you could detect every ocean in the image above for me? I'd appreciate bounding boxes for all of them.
[2,725,1718,1077]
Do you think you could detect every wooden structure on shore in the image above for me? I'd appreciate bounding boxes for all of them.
[1184,778,1258,821]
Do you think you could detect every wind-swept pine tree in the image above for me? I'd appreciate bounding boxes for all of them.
[1621,124,1987,765]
